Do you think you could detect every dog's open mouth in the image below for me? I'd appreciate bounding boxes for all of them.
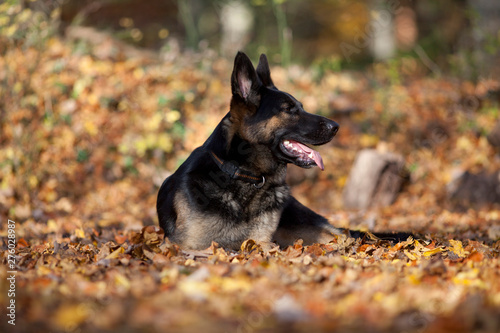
[281,139,324,170]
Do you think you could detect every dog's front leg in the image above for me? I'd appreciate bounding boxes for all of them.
[273,196,345,247]
[246,210,281,250]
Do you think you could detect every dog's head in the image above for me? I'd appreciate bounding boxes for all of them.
[228,52,339,170]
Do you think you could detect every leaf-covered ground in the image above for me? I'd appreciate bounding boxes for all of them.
[1,32,500,332]
[4,223,500,332]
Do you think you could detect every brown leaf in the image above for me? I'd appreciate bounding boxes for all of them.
[284,245,303,259]
[240,239,260,253]
[304,244,324,257]
[152,253,170,265]
[95,242,111,261]
[129,230,143,244]
[142,226,164,246]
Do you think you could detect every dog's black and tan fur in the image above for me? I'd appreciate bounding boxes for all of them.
[157,52,346,250]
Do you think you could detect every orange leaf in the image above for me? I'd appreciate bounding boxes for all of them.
[114,234,128,244]
[467,251,484,262]
[357,244,370,253]
[17,238,29,248]
[425,240,436,249]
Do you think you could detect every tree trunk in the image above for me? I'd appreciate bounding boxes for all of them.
[342,149,407,210]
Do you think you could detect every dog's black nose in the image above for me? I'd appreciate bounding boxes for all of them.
[326,120,339,136]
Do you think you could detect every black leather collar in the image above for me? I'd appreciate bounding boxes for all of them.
[210,151,265,188]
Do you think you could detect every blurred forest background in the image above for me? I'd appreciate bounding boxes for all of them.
[60,0,500,75]
[1,0,500,227]
[1,0,500,332]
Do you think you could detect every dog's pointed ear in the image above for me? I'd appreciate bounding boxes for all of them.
[256,54,275,89]
[231,52,261,105]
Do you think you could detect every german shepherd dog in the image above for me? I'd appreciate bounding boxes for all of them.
[157,52,383,250]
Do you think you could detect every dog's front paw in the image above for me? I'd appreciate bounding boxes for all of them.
[257,240,280,254]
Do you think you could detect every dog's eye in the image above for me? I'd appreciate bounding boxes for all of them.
[284,106,299,115]
[280,103,291,112]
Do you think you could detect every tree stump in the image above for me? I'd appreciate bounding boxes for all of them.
[342,149,407,210]
[447,170,500,209]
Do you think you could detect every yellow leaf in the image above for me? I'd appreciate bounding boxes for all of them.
[158,28,169,39]
[404,250,417,261]
[134,138,147,157]
[133,67,144,79]
[0,17,9,28]
[37,266,54,276]
[114,273,131,290]
[47,219,58,233]
[17,9,32,23]
[359,134,379,148]
[145,133,156,147]
[0,3,11,12]
[373,291,384,302]
[166,110,181,123]
[118,142,129,154]
[452,269,485,288]
[456,136,473,151]
[184,92,195,103]
[5,25,17,38]
[413,240,425,252]
[407,274,420,285]
[54,304,89,330]
[449,239,468,258]
[74,228,85,238]
[88,93,99,106]
[72,77,89,97]
[79,56,94,74]
[45,190,57,203]
[145,113,163,131]
[485,211,499,221]
[336,175,347,188]
[209,79,223,95]
[178,280,210,299]
[29,175,38,188]
[184,258,196,266]
[422,247,445,257]
[215,277,252,293]
[105,246,124,259]
[241,239,259,253]
[84,121,98,136]
[157,133,173,152]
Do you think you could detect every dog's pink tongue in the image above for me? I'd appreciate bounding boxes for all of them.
[294,141,324,171]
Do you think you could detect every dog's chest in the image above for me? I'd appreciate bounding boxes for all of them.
[229,184,289,243]
[226,183,289,218]
[183,179,291,249]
